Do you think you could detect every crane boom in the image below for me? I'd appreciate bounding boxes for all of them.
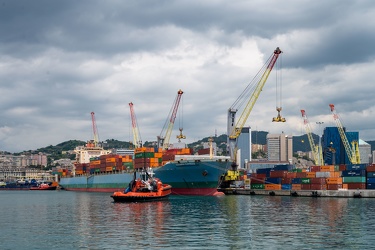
[91,112,99,147]
[158,89,184,150]
[228,47,282,162]
[300,110,323,166]
[329,104,360,164]
[129,102,142,148]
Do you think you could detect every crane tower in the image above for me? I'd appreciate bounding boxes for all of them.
[91,112,100,147]
[300,109,323,166]
[227,47,282,167]
[157,89,184,150]
[129,102,142,148]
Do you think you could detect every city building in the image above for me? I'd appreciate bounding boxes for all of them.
[359,139,371,164]
[236,127,251,169]
[266,132,293,162]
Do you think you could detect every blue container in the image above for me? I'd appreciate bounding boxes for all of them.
[265,177,282,184]
[346,164,367,171]
[367,182,375,189]
[341,170,366,177]
[256,168,273,175]
[281,184,292,190]
[273,164,295,171]
[367,178,375,184]
[367,172,375,178]
[292,178,301,184]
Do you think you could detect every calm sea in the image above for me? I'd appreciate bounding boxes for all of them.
[0,190,374,249]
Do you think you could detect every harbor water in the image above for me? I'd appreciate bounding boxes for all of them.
[1,190,374,249]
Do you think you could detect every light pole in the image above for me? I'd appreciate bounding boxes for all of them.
[316,122,324,165]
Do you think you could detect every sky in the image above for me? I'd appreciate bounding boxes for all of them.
[1,0,375,153]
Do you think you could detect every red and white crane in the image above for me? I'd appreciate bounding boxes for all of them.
[158,89,184,150]
[129,102,142,148]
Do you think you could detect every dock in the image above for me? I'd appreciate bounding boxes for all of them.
[218,188,375,198]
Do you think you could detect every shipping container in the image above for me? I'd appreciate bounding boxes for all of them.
[326,177,343,185]
[342,170,366,177]
[265,184,281,190]
[342,176,366,183]
[347,183,366,189]
[250,183,265,189]
[291,184,302,190]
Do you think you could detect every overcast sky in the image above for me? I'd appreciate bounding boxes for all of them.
[1,0,375,153]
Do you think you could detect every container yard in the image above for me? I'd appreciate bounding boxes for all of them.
[218,163,375,198]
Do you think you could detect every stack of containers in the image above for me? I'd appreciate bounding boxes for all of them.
[122,155,133,170]
[342,164,367,189]
[133,147,165,169]
[74,163,89,175]
[250,168,271,190]
[89,157,101,174]
[104,154,122,171]
[366,164,375,189]
[161,148,193,165]
[133,147,154,169]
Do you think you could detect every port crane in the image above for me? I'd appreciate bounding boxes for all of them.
[300,109,324,166]
[129,102,142,148]
[91,112,100,147]
[227,47,283,167]
[157,89,184,150]
[329,104,360,164]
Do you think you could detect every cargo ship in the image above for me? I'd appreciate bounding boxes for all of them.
[58,142,231,196]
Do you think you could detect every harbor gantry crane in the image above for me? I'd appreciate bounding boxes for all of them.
[300,109,324,166]
[329,104,360,164]
[157,89,184,150]
[228,47,283,168]
[129,102,142,148]
[91,112,100,147]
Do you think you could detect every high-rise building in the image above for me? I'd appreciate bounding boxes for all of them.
[266,132,293,162]
[237,127,251,169]
[359,139,371,164]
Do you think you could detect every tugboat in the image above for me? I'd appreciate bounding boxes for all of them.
[30,182,57,190]
[111,169,172,202]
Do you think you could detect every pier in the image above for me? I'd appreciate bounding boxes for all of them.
[219,188,375,198]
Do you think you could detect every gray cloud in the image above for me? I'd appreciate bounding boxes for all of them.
[1,0,375,152]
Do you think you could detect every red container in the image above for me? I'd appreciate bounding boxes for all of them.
[311,177,326,184]
[347,183,366,189]
[310,184,327,190]
[281,178,292,184]
[367,166,375,172]
[327,184,343,190]
[339,164,346,171]
[252,173,267,179]
[301,184,311,190]
[310,166,321,172]
[250,177,265,184]
[270,170,288,178]
[296,172,307,178]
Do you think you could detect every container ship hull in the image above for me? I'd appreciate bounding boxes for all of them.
[59,159,230,195]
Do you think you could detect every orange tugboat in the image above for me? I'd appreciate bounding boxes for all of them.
[111,171,172,202]
[30,182,58,190]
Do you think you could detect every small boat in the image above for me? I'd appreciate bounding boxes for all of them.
[30,183,57,190]
[111,170,172,202]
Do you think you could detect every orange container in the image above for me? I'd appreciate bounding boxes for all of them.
[326,177,343,185]
[106,167,114,171]
[330,171,341,178]
[306,172,316,178]
[292,184,301,190]
[106,158,116,163]
[265,184,281,190]
[320,165,334,172]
